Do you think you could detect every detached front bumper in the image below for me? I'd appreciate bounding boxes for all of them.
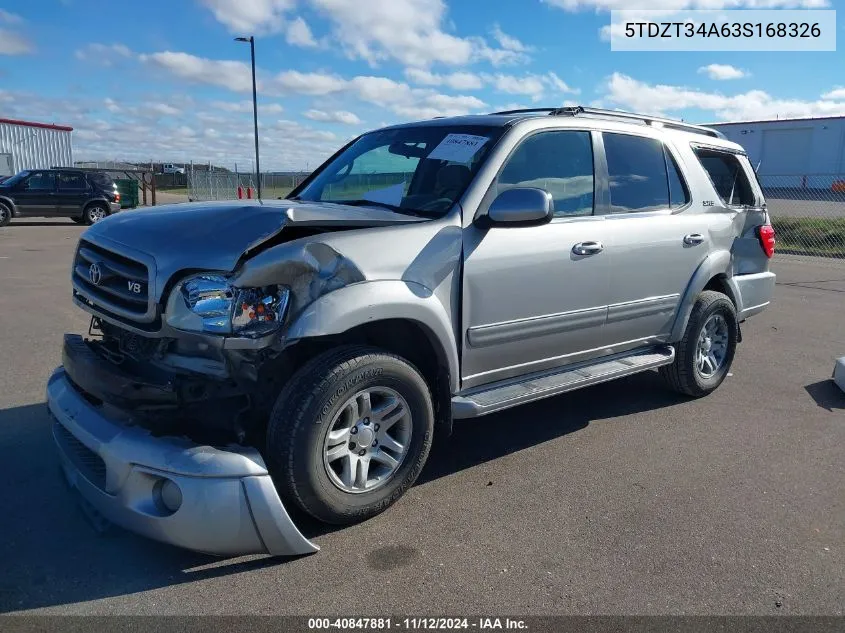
[46,366,319,557]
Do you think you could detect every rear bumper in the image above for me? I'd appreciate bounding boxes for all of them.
[731,271,776,320]
[46,367,318,557]
[109,202,121,213]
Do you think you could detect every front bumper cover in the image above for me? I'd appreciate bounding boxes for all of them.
[46,367,319,557]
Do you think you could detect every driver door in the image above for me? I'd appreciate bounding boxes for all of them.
[460,130,612,390]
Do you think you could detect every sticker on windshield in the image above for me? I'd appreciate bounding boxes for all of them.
[427,134,489,164]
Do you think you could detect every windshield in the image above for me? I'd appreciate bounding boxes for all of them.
[292,125,503,216]
[1,171,30,187]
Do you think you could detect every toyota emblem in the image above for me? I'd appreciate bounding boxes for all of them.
[89,263,103,286]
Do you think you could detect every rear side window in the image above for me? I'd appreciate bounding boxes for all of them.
[497,130,594,217]
[693,148,755,206]
[603,133,669,213]
[58,172,87,190]
[88,173,114,189]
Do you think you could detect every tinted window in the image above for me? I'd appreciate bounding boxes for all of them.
[58,172,87,190]
[666,149,689,208]
[604,133,669,213]
[24,171,56,191]
[88,173,114,189]
[497,130,594,217]
[694,149,755,206]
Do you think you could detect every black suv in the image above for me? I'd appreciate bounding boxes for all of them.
[0,169,121,227]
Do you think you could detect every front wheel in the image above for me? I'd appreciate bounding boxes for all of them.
[660,290,738,397]
[0,202,11,227]
[267,346,434,525]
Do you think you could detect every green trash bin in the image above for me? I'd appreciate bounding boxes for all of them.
[115,179,139,209]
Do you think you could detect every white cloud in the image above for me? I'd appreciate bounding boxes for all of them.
[404,68,484,90]
[822,87,845,100]
[0,29,33,55]
[698,63,748,80]
[140,51,254,92]
[491,25,532,53]
[405,68,577,101]
[199,0,295,34]
[545,0,828,9]
[0,9,24,24]
[145,102,181,117]
[303,109,362,124]
[75,43,133,65]
[0,11,32,55]
[601,72,845,121]
[273,70,347,95]
[285,16,318,47]
[213,100,285,113]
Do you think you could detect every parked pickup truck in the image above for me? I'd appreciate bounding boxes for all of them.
[47,106,776,556]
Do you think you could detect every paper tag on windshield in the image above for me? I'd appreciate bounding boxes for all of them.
[427,134,489,164]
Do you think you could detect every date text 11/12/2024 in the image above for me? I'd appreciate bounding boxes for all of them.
[307,618,528,630]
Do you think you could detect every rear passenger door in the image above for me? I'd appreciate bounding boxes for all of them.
[599,132,731,346]
[56,171,90,216]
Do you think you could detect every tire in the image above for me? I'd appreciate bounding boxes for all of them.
[267,345,435,525]
[0,202,11,227]
[660,290,738,398]
[83,203,109,225]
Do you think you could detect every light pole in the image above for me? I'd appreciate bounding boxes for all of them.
[235,35,261,199]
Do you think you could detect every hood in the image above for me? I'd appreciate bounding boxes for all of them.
[83,199,427,291]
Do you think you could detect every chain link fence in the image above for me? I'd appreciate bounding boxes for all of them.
[188,171,309,201]
[760,174,845,259]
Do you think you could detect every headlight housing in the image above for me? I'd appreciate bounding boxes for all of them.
[166,273,290,337]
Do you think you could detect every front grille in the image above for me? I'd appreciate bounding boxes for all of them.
[53,420,107,491]
[72,239,152,322]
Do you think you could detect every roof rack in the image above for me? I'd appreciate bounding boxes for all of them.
[490,105,725,139]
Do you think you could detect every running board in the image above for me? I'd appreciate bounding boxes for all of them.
[452,345,675,419]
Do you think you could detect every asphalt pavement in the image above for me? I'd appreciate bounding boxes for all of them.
[0,219,842,615]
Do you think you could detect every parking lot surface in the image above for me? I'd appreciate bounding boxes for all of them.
[0,219,842,615]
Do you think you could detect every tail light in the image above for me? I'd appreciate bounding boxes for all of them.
[115,192,121,203]
[757,224,775,258]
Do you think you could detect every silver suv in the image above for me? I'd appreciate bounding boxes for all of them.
[47,106,776,556]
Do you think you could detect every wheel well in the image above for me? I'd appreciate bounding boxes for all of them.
[703,274,737,308]
[84,200,108,211]
[273,319,453,436]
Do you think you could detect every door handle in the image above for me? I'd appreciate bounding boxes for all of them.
[572,241,604,256]
[683,233,704,245]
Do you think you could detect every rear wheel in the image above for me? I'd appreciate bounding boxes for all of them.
[660,290,738,397]
[267,346,434,525]
[0,202,10,227]
[83,203,108,225]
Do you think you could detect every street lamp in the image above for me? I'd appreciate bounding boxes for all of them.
[235,35,261,199]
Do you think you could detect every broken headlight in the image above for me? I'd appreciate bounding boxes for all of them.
[165,273,290,337]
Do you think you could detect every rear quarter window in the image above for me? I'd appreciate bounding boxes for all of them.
[693,148,756,207]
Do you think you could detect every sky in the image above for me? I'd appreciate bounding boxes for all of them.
[1,0,844,171]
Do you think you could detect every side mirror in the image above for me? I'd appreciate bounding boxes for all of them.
[482,187,553,227]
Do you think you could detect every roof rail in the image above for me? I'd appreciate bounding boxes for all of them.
[551,106,725,138]
[490,105,725,139]
[489,108,558,116]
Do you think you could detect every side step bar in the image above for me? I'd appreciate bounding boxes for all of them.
[452,345,675,419]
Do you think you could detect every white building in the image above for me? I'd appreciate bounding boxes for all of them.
[0,117,74,177]
[710,116,845,188]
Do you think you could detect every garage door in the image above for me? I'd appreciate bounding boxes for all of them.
[759,128,813,176]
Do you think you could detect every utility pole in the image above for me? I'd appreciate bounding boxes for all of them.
[235,35,261,199]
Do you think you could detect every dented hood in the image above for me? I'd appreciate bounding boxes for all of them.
[83,199,427,295]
